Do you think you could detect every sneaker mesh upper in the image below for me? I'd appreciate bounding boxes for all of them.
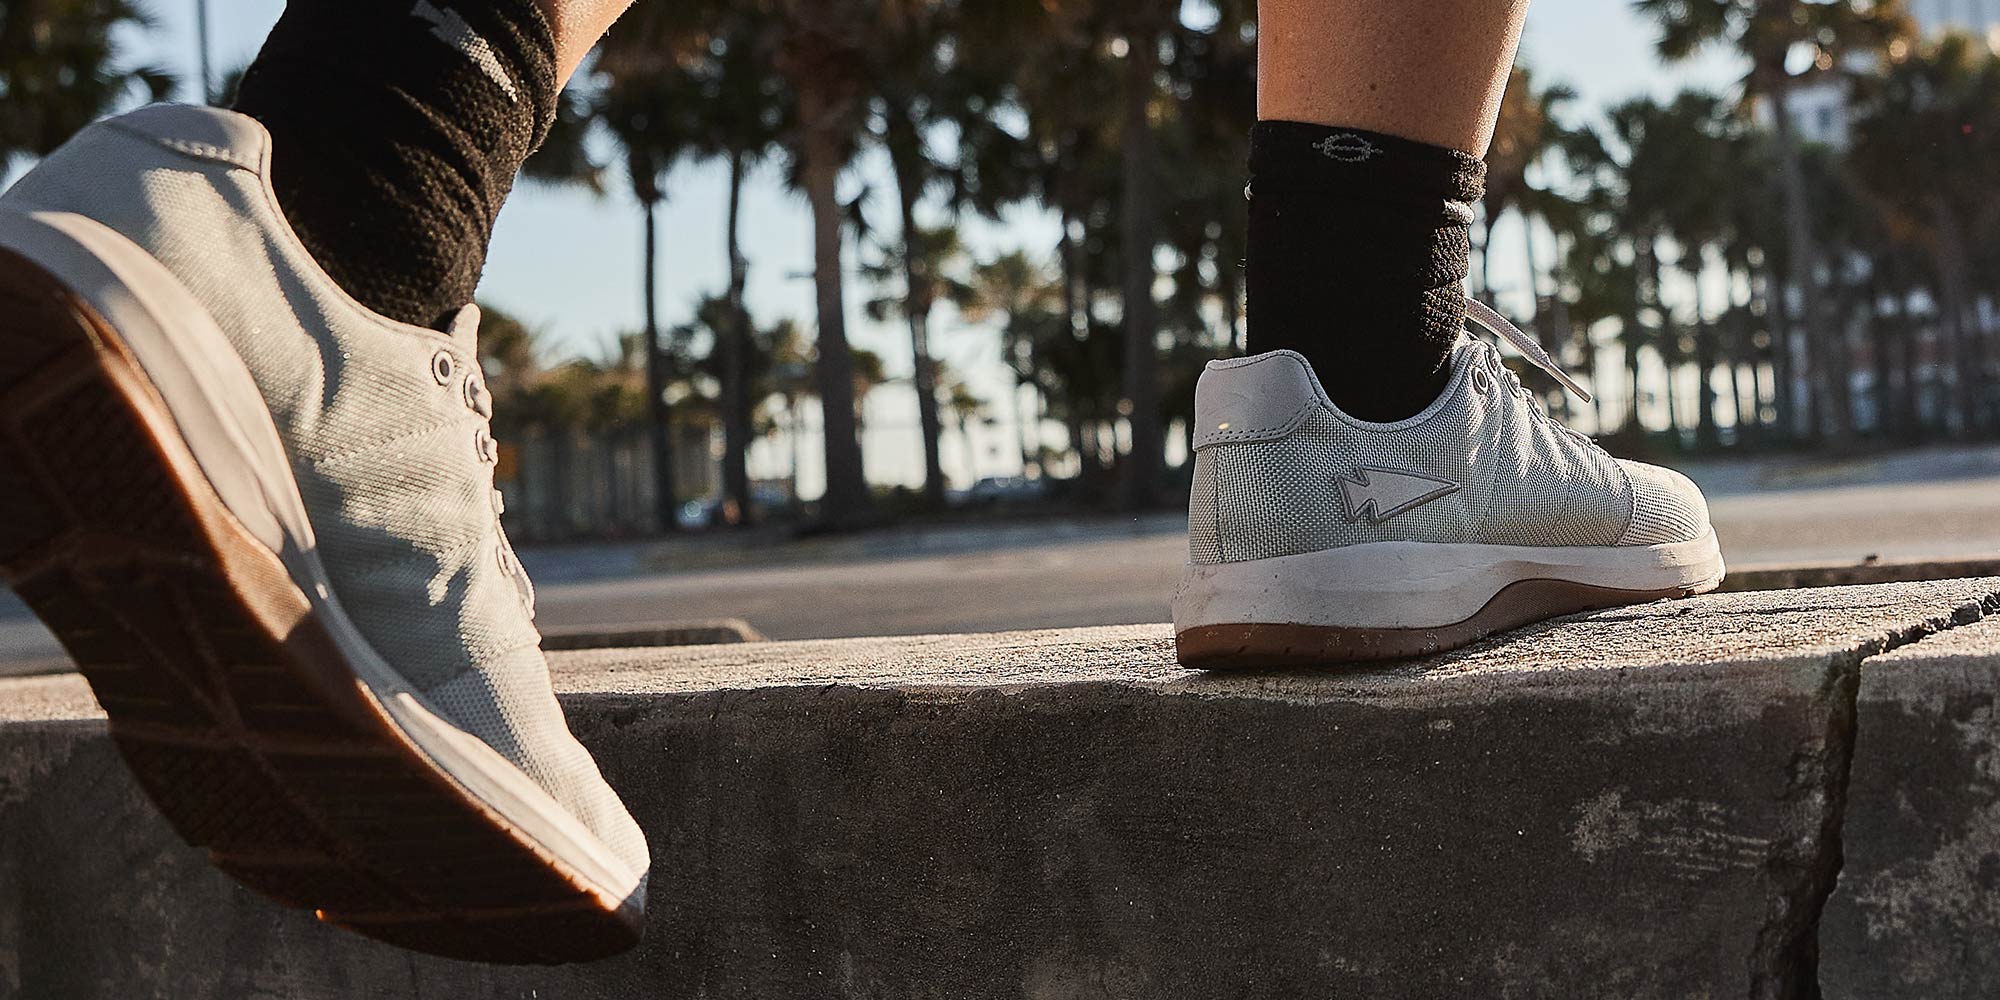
[1188,341,1711,565]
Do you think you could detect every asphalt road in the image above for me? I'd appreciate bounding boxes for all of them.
[3,446,1999,672]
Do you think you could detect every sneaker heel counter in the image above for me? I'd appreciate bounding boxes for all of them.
[1187,352,1323,565]
[1190,351,1321,450]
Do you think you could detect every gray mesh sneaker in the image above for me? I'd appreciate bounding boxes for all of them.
[1174,301,1724,667]
[0,105,646,961]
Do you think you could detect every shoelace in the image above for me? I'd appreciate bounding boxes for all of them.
[1463,297,1593,404]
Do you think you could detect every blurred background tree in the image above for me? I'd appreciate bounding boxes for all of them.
[7,0,1997,539]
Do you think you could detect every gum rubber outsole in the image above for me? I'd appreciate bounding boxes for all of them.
[1175,577,1716,669]
[0,247,640,964]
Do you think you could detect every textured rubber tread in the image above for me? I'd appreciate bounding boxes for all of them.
[0,247,640,963]
[1176,576,1715,669]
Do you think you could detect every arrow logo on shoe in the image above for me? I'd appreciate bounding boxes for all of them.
[1338,467,1460,524]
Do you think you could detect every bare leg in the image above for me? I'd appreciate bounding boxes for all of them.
[1244,0,1530,420]
[537,0,637,81]
[1257,0,1530,155]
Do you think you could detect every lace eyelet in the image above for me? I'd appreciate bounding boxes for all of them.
[474,426,499,464]
[1471,367,1493,394]
[430,350,456,386]
[463,373,493,418]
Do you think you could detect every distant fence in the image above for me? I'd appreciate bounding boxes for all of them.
[496,423,717,542]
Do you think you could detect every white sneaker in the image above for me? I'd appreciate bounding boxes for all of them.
[0,105,646,961]
[1172,300,1725,667]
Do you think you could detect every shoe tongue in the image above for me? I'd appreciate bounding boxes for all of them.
[444,303,483,348]
[1449,335,1490,371]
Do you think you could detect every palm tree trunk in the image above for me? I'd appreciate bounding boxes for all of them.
[1007,362,1033,477]
[720,150,754,526]
[1756,262,1796,439]
[1626,336,1644,433]
[1691,263,1721,450]
[642,199,678,533]
[798,85,869,524]
[551,428,573,537]
[1118,28,1162,510]
[1768,74,1848,444]
[1895,284,1923,438]
[1933,200,1983,437]
[1727,357,1747,442]
[194,0,215,104]
[1220,256,1243,354]
[1868,274,1895,439]
[1725,259,1757,438]
[1727,297,1751,440]
[885,109,947,510]
[1643,235,1679,437]
[787,393,805,504]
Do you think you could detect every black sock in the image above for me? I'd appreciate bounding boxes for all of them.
[233,0,559,330]
[1244,121,1486,421]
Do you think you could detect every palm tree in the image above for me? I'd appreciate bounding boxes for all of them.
[1652,93,1740,448]
[941,374,986,483]
[869,1,956,509]
[598,4,784,524]
[594,57,701,531]
[955,251,1064,477]
[1112,15,1167,509]
[762,0,883,525]
[1712,127,1786,439]
[1483,65,1578,319]
[1603,98,1683,439]
[1851,31,2000,438]
[690,11,783,525]
[0,0,173,177]
[763,320,817,504]
[1485,63,1584,416]
[476,304,546,414]
[1636,0,1913,445]
[863,0,1042,508]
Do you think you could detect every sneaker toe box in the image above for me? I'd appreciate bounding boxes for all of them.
[1617,460,1713,546]
[425,651,652,890]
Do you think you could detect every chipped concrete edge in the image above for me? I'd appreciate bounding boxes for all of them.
[1797,584,2000,995]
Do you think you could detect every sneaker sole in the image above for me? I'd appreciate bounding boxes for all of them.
[0,246,640,962]
[1173,535,1724,668]
[1176,577,1713,668]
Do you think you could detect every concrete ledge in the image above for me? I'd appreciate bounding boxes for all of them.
[1822,613,2000,998]
[1722,557,2000,593]
[538,617,764,650]
[3,580,1999,998]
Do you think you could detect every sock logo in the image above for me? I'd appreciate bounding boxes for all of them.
[1338,467,1459,523]
[411,1,519,101]
[1313,133,1380,163]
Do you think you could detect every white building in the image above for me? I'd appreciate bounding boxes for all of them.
[1780,1,2000,146]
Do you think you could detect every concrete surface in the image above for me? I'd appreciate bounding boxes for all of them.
[3,580,1999,998]
[1821,613,2000,998]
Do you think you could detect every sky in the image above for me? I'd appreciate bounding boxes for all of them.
[107,0,1744,494]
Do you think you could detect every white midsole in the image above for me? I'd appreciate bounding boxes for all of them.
[0,208,643,904]
[1172,532,1726,632]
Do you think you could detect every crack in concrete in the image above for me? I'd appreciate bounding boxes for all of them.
[1778,587,2000,1000]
